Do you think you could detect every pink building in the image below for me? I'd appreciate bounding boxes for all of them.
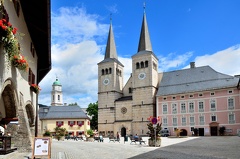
[156,63,240,136]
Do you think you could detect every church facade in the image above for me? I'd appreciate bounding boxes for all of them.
[98,12,240,137]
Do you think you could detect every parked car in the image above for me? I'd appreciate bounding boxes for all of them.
[160,129,170,137]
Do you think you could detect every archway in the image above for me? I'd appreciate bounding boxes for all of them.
[209,122,219,136]
[121,127,126,137]
[180,129,187,136]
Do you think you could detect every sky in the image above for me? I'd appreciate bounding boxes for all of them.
[38,0,240,108]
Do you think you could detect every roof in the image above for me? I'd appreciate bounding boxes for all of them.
[39,106,89,120]
[53,78,61,86]
[157,66,240,96]
[20,0,51,83]
[115,96,132,102]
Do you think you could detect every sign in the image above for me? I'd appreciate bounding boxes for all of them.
[151,117,158,124]
[32,137,51,159]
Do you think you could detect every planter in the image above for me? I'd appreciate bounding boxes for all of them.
[86,137,94,142]
[148,139,161,147]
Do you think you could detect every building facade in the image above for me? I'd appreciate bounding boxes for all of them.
[98,11,240,137]
[157,64,240,136]
[39,78,90,136]
[0,0,51,152]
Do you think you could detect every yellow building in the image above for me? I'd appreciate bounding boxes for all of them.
[39,78,90,136]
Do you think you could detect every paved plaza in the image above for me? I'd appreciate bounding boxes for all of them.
[1,136,240,159]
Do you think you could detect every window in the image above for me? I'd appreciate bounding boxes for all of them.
[56,121,64,127]
[145,61,148,67]
[129,87,132,93]
[58,95,60,101]
[199,116,204,125]
[228,97,234,109]
[140,61,144,68]
[153,62,157,70]
[163,104,167,114]
[229,114,235,124]
[172,103,177,114]
[102,69,104,75]
[182,117,186,126]
[189,102,194,112]
[13,0,20,17]
[77,121,84,126]
[228,90,233,94]
[211,115,216,122]
[198,101,204,112]
[198,93,203,97]
[105,68,108,74]
[172,96,176,100]
[189,94,194,98]
[136,62,140,69]
[163,97,167,100]
[181,103,186,113]
[190,116,195,125]
[28,68,35,85]
[210,92,215,96]
[109,68,112,74]
[181,95,185,99]
[163,118,167,126]
[68,121,75,127]
[173,117,177,126]
[210,99,216,111]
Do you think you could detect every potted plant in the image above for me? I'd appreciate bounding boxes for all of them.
[43,130,51,137]
[86,129,94,142]
[147,122,162,147]
[30,84,41,94]
[54,127,66,141]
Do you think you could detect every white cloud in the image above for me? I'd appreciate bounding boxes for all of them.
[193,45,240,75]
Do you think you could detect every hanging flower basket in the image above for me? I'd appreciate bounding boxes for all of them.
[11,54,28,71]
[30,84,41,94]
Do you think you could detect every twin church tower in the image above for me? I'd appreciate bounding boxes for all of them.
[98,10,159,136]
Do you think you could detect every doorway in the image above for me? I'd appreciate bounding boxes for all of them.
[199,128,204,136]
[121,127,126,137]
[210,126,218,136]
[180,129,187,136]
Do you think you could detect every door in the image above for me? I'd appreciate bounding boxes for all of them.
[199,128,204,136]
[121,127,126,137]
[210,126,218,136]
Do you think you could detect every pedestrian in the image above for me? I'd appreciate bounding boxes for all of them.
[116,132,120,141]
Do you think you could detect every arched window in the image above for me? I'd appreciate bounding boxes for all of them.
[129,87,132,93]
[136,62,140,69]
[58,95,60,101]
[105,68,108,74]
[109,68,112,74]
[119,71,122,77]
[145,61,148,67]
[102,69,105,75]
[141,61,144,68]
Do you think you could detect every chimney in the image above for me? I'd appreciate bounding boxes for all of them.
[190,62,195,68]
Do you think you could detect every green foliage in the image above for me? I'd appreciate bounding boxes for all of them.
[87,129,94,137]
[86,101,98,130]
[147,122,162,140]
[54,127,66,140]
[43,130,51,136]
[68,102,78,106]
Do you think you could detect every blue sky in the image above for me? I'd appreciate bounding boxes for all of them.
[38,0,240,107]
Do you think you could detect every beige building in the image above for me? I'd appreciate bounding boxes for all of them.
[98,11,158,137]
[0,0,51,152]
[39,78,90,136]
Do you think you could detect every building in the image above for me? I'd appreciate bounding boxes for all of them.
[0,0,51,152]
[39,78,90,136]
[157,64,240,136]
[98,10,240,137]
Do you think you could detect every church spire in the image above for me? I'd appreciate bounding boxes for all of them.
[137,6,152,52]
[104,16,118,59]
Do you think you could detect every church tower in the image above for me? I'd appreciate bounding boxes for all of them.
[131,10,159,132]
[98,20,124,134]
[51,77,63,106]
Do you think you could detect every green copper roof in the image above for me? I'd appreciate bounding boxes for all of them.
[53,78,61,85]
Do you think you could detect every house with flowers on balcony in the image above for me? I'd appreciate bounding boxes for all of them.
[0,0,50,153]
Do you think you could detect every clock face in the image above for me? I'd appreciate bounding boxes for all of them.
[138,72,146,80]
[103,78,110,85]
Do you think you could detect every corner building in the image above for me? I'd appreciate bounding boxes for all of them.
[98,11,240,137]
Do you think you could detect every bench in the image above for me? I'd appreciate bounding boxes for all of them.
[129,136,146,144]
[109,136,120,143]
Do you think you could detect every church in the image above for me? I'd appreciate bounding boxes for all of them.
[98,10,240,137]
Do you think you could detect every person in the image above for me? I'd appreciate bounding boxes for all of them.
[134,134,139,140]
[116,132,120,141]
[99,134,104,142]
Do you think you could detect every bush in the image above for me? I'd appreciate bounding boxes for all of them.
[87,129,94,137]
[43,130,51,137]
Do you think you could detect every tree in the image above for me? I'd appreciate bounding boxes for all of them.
[68,102,78,106]
[86,102,98,130]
